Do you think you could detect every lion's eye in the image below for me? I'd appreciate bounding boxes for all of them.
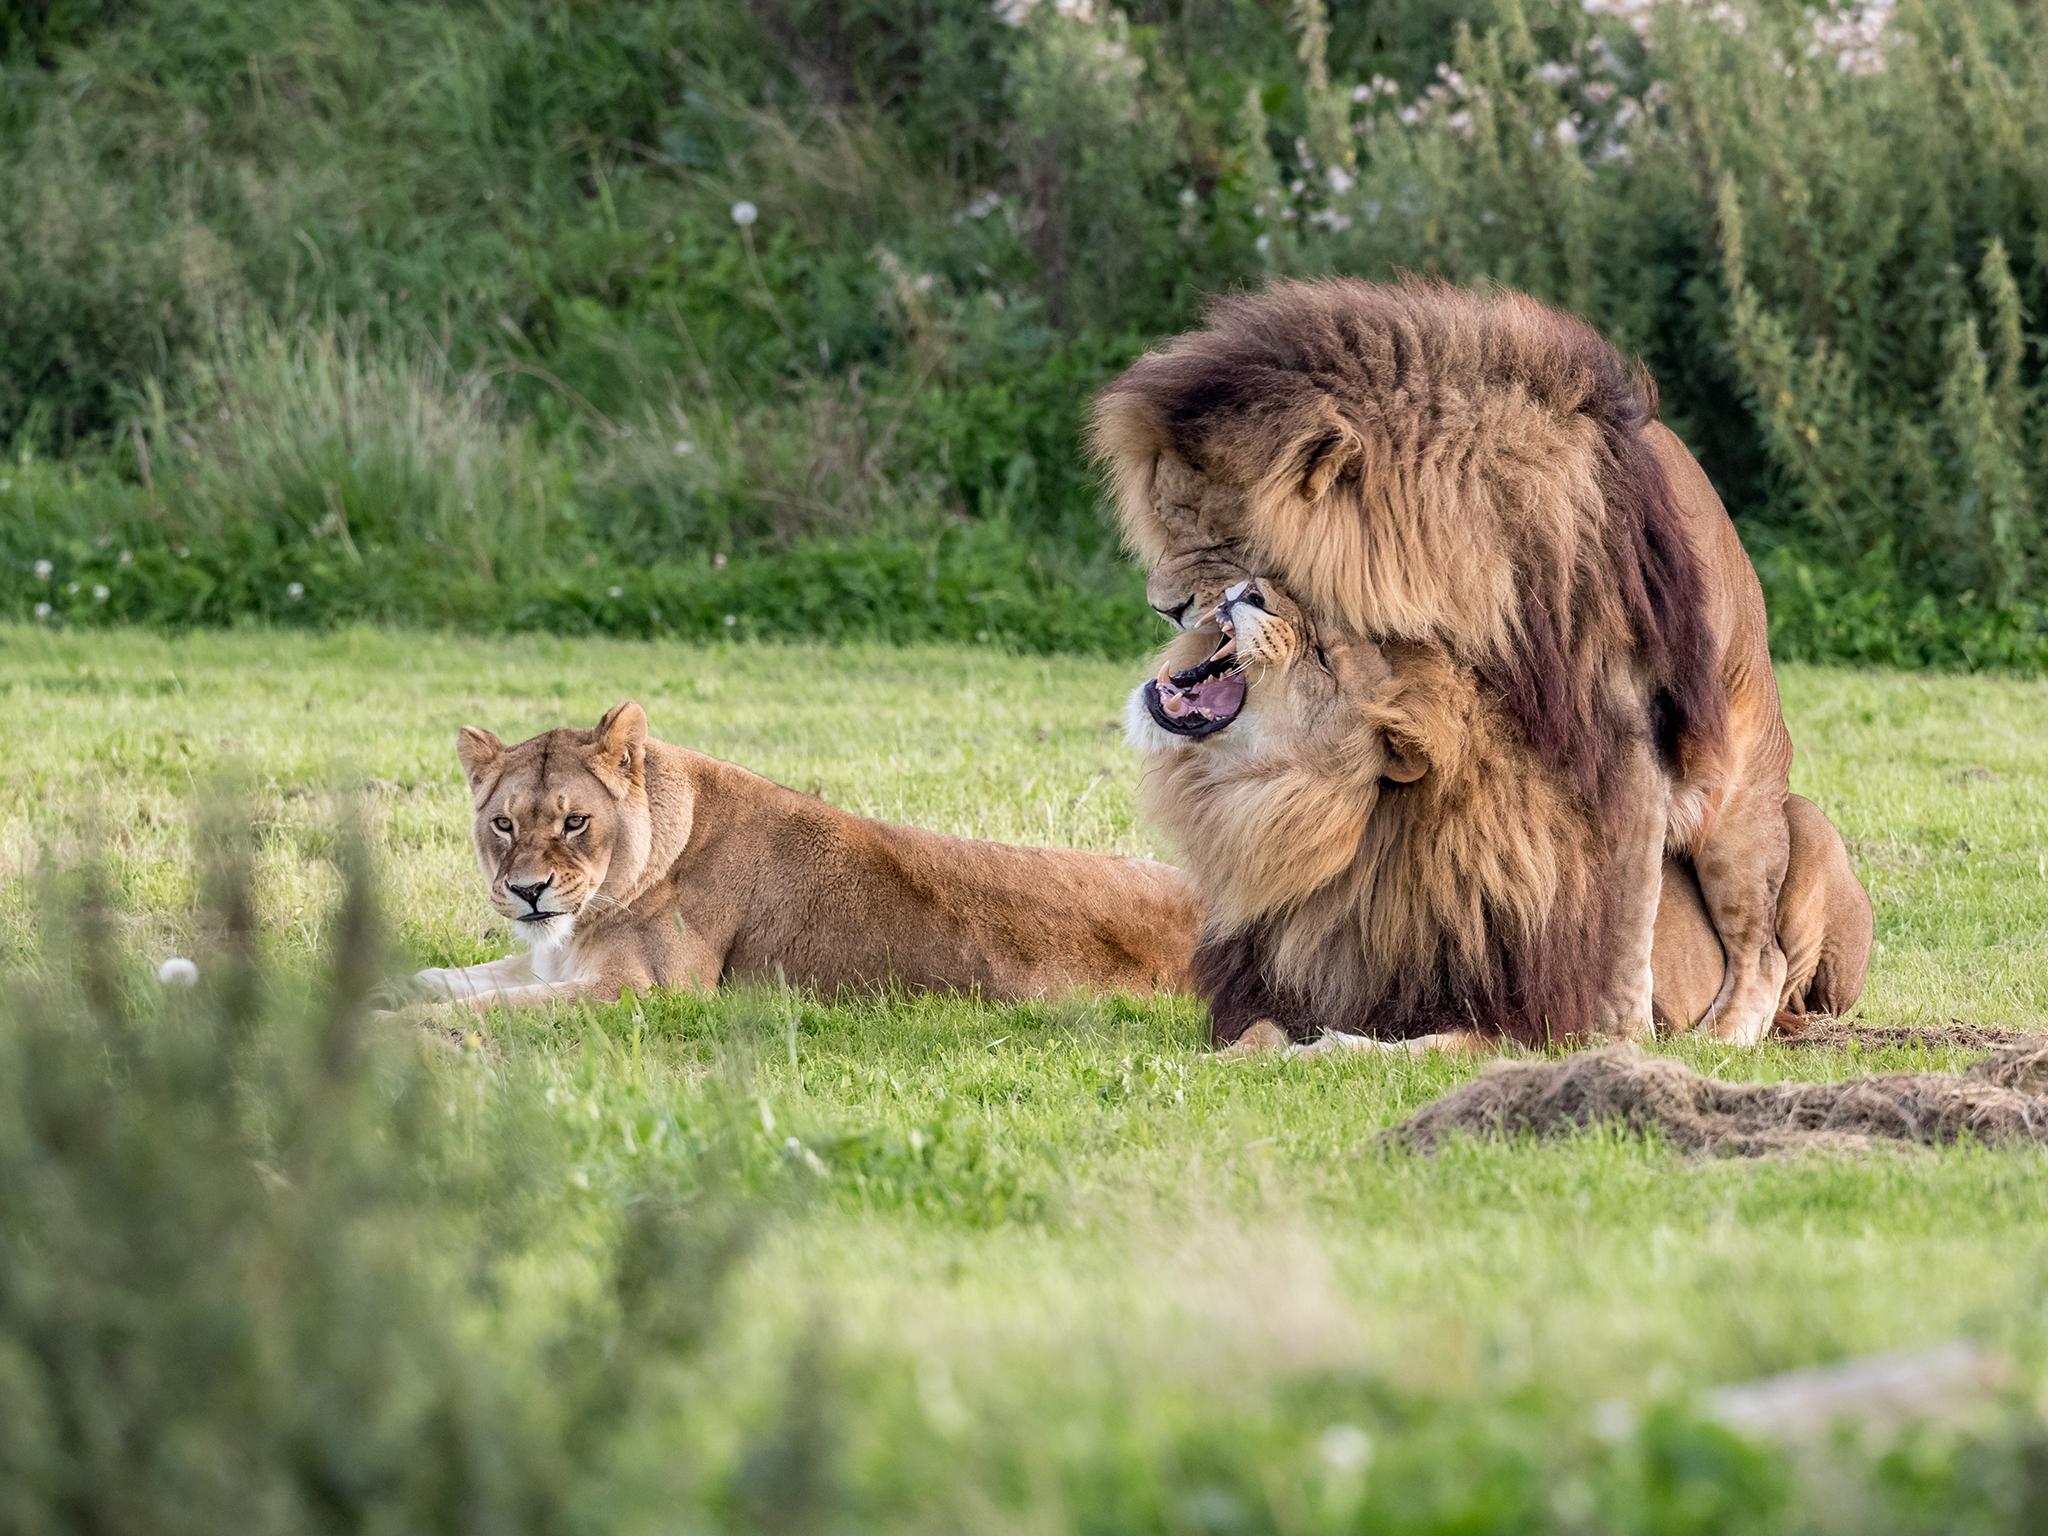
[491,816,513,835]
[563,814,589,834]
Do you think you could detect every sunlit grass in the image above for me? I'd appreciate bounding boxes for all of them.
[4,623,2048,1527]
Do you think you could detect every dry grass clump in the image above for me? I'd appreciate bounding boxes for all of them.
[1389,1039,2048,1157]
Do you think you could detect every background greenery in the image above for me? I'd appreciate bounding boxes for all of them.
[4,0,2047,665]
[5,627,2048,1531]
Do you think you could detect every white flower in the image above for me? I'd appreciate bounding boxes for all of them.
[118,549,132,565]
[1178,185,1198,207]
[1554,117,1582,146]
[175,545,190,559]
[1326,165,1356,196]
[1254,233,1272,255]
[285,581,304,600]
[730,200,759,227]
[1352,82,1373,103]
[672,439,695,457]
[66,582,79,595]
[963,190,1002,220]
[712,551,728,570]
[1317,1423,1373,1475]
[723,613,738,627]
[157,957,200,986]
[607,585,624,598]
[32,602,51,620]
[92,584,109,602]
[33,559,51,580]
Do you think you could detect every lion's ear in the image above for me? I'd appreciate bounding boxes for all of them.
[588,701,648,797]
[1291,404,1368,505]
[455,727,503,792]
[1381,733,1430,784]
[1364,654,1467,784]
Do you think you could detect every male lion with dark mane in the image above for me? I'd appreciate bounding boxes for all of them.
[1095,278,1795,1050]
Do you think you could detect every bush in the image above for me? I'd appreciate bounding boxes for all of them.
[2,0,2046,665]
[0,832,762,1532]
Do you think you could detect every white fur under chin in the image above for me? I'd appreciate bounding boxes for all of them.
[1125,682,1189,755]
[518,914,581,983]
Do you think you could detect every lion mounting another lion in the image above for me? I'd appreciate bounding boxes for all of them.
[1096,277,1804,1051]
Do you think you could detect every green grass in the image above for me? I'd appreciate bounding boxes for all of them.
[5,624,2048,1529]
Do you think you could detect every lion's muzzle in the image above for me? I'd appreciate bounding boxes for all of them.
[1140,581,1284,739]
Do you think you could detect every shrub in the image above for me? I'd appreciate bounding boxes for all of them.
[0,832,760,1532]
[2,0,2046,665]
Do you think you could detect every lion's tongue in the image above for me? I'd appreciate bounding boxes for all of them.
[1154,668,1247,724]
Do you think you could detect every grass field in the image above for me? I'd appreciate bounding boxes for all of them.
[6,625,2048,1530]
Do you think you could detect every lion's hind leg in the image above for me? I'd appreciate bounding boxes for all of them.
[1691,779,1791,1046]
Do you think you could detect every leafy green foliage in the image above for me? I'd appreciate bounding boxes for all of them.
[0,831,762,1532]
[3,0,2047,664]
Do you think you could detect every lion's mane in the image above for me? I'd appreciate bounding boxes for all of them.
[1098,279,1730,1045]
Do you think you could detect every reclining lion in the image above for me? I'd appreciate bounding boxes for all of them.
[407,701,1200,1011]
[1129,581,1868,1054]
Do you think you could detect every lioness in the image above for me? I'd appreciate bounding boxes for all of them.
[408,701,1198,1011]
[1094,278,1795,1045]
[1130,581,1866,1055]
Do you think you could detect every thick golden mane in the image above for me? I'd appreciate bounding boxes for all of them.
[1102,279,1730,1046]
[1142,645,1614,1047]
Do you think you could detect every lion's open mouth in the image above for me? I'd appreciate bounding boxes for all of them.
[1143,609,1247,738]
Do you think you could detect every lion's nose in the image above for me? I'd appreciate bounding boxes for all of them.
[507,877,551,909]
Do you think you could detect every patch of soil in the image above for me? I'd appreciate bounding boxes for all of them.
[1386,1040,2048,1157]
[1770,1016,2038,1053]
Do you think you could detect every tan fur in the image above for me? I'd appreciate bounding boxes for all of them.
[412,703,1199,1014]
[1645,424,1797,1042]
[1652,794,1873,1033]
[1095,278,1796,1043]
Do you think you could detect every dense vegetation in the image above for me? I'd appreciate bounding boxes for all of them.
[4,0,2047,664]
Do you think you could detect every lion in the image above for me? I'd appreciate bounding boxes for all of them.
[404,701,1199,1012]
[1094,277,1794,1046]
[1128,582,1866,1054]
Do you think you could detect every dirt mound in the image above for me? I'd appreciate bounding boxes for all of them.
[1388,1041,2048,1156]
[1770,1016,2036,1053]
